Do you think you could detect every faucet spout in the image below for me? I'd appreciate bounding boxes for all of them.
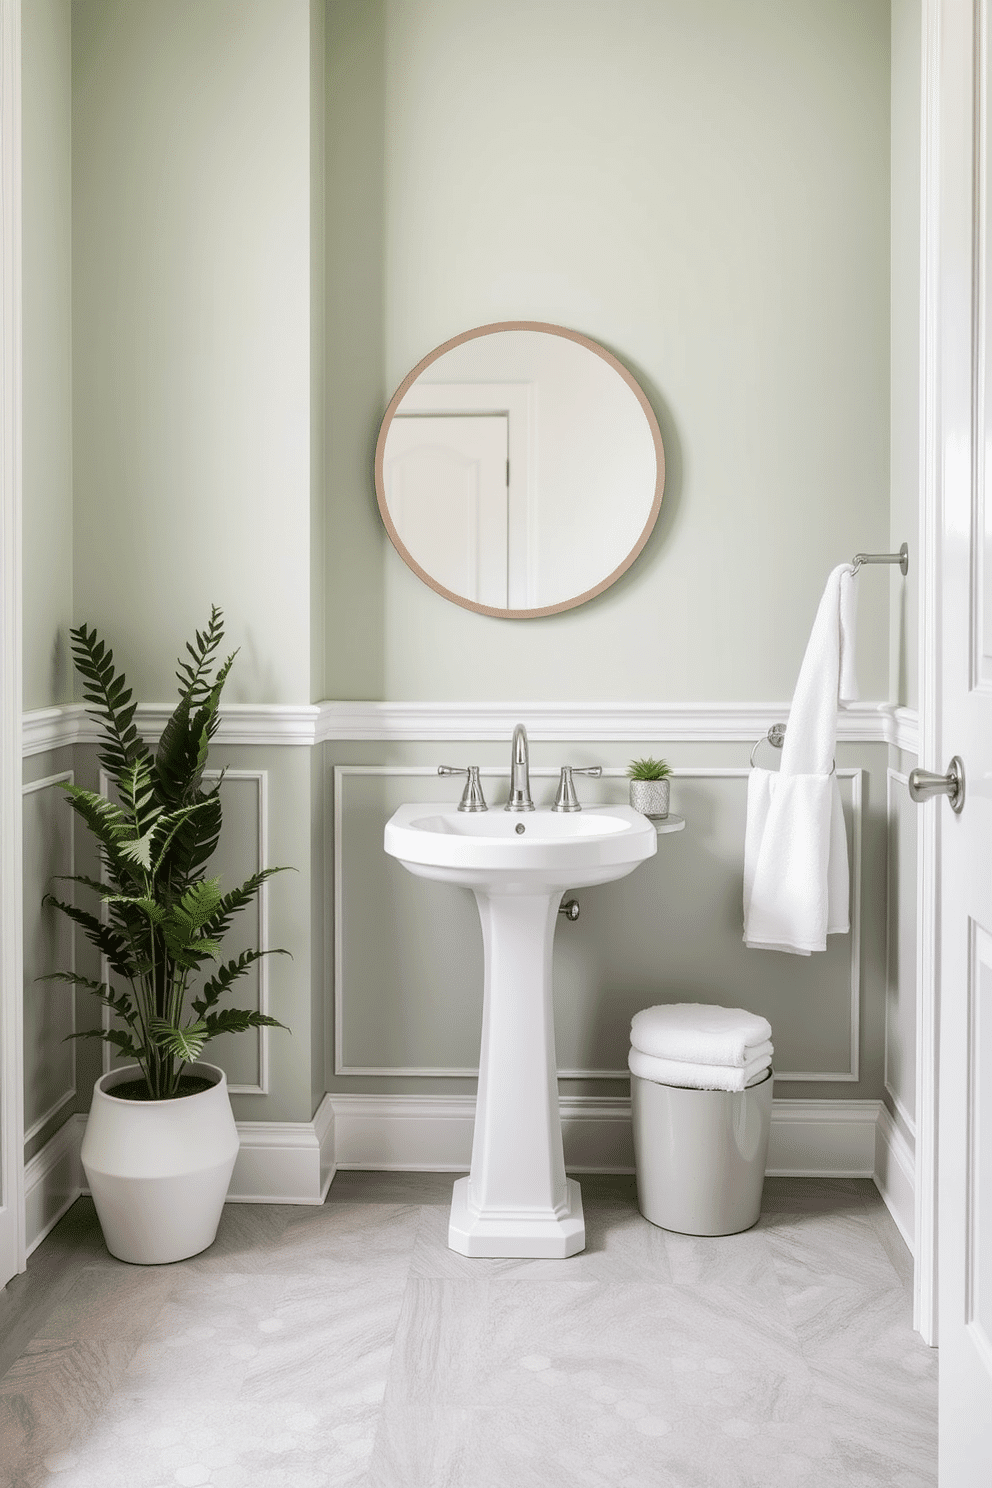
[505,723,535,812]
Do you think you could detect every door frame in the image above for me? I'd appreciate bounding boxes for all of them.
[913,0,943,1348]
[0,0,24,1287]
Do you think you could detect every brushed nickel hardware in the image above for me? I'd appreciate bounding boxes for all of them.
[850,542,909,576]
[908,756,965,814]
[552,765,603,812]
[438,764,488,812]
[505,723,535,811]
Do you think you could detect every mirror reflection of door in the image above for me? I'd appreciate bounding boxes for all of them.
[384,414,510,608]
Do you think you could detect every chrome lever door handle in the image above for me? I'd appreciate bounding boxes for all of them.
[908,756,965,814]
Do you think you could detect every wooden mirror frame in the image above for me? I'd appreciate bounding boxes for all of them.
[373,321,665,619]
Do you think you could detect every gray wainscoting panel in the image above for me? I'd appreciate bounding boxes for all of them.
[335,766,863,1083]
[22,773,75,1140]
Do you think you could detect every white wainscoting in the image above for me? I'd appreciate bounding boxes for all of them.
[21,772,76,1143]
[24,1093,902,1256]
[333,764,864,1083]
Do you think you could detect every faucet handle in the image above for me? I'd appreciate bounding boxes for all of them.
[438,764,488,813]
[552,765,602,813]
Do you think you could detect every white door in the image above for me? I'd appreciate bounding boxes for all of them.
[383,415,509,608]
[930,2,992,1479]
[0,0,24,1291]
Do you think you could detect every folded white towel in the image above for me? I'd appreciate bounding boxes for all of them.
[630,1003,772,1067]
[743,564,855,955]
[629,1047,772,1092]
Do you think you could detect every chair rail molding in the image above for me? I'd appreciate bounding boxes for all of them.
[23,699,919,754]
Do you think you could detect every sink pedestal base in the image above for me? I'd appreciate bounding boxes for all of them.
[449,890,586,1259]
[448,1175,585,1258]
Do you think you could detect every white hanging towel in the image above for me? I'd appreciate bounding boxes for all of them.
[743,564,857,955]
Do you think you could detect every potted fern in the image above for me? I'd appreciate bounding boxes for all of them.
[627,756,672,819]
[41,608,290,1264]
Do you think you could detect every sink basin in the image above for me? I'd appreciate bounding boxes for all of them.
[383,800,669,1259]
[384,803,657,891]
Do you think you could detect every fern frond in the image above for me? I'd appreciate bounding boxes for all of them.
[201,1008,288,1038]
[69,623,149,779]
[149,1019,209,1064]
[41,894,138,977]
[192,947,288,1015]
[199,867,292,943]
[67,1027,145,1061]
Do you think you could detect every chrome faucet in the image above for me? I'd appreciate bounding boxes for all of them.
[505,723,535,812]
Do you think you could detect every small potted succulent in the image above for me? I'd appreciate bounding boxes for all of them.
[40,608,291,1264]
[627,757,672,818]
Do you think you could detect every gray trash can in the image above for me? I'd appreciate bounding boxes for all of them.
[631,1068,773,1236]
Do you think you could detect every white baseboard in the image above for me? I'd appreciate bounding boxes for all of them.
[23,1098,338,1253]
[874,1102,916,1252]
[227,1094,336,1204]
[765,1098,881,1177]
[23,1094,907,1257]
[330,1093,883,1177]
[24,1113,86,1257]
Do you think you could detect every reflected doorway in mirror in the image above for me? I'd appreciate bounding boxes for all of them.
[375,322,665,618]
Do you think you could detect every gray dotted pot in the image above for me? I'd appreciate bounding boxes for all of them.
[629,779,670,818]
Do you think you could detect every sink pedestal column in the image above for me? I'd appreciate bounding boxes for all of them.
[448,890,585,1258]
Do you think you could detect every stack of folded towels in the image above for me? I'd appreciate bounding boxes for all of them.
[628,1003,773,1093]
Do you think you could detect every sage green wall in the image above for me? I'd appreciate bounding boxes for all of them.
[323,0,892,703]
[71,0,315,703]
[323,0,386,700]
[22,0,73,710]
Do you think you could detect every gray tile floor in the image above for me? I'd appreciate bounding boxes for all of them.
[0,1174,936,1488]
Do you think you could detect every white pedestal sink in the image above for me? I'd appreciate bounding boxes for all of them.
[384,803,664,1258]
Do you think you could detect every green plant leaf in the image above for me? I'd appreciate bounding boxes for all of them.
[37,970,138,1024]
[67,1027,145,1061]
[199,867,292,943]
[69,622,150,780]
[41,894,138,977]
[149,1019,209,1063]
[626,756,672,780]
[192,946,290,1015]
[201,1008,288,1038]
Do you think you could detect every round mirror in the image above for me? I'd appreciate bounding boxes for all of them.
[374,322,665,618]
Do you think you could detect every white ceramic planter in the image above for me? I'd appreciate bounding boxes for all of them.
[629,778,670,818]
[80,1062,239,1265]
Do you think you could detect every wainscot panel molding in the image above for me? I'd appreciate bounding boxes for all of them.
[22,699,919,753]
[333,765,864,1084]
[21,772,76,1144]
